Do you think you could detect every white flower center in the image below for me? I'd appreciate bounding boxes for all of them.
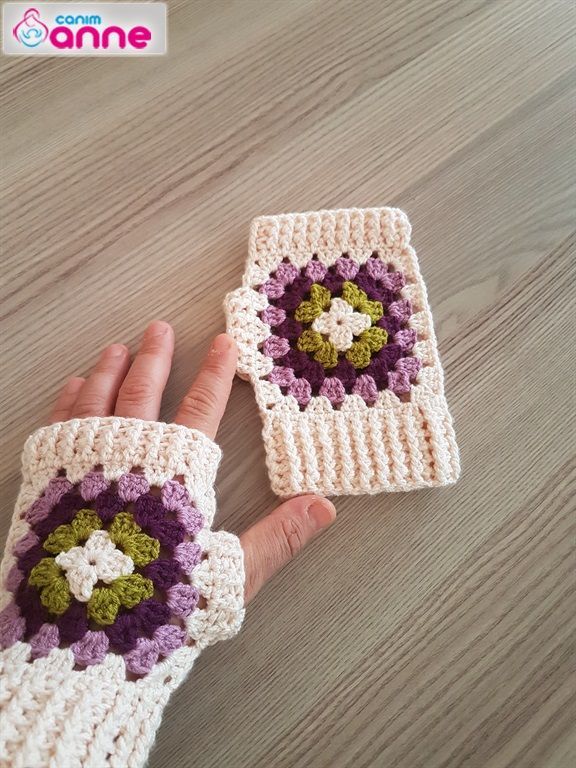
[55,530,134,602]
[312,298,372,351]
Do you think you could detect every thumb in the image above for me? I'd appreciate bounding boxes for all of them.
[240,495,336,603]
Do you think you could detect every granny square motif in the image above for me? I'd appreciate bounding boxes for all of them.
[225,208,460,496]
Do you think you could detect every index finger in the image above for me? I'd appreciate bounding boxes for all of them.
[174,334,238,439]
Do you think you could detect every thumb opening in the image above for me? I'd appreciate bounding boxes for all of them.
[240,495,336,603]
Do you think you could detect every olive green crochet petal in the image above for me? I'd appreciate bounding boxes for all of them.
[295,300,323,323]
[359,298,384,323]
[315,341,339,369]
[111,574,154,609]
[108,511,141,548]
[309,283,331,310]
[297,329,323,353]
[29,557,62,588]
[43,525,79,555]
[40,577,71,615]
[341,281,364,310]
[88,588,121,626]
[361,326,388,351]
[122,533,160,567]
[70,509,102,541]
[347,341,372,369]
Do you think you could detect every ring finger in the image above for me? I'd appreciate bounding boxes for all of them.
[70,344,131,418]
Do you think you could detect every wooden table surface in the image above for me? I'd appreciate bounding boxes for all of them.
[1,1,575,766]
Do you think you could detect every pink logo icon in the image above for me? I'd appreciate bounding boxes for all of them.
[13,8,49,48]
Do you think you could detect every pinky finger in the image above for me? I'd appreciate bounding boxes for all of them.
[49,377,85,424]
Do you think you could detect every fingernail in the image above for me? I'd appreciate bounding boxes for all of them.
[147,320,171,337]
[210,334,235,355]
[104,344,128,359]
[307,499,336,531]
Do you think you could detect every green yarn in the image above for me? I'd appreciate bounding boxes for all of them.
[40,576,71,615]
[294,284,331,323]
[29,557,61,588]
[297,330,338,369]
[111,574,154,609]
[87,587,121,626]
[341,281,383,323]
[43,508,101,555]
[108,512,160,567]
[346,328,388,369]
[122,534,160,567]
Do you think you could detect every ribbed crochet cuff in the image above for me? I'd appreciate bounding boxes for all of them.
[225,207,460,496]
[0,418,245,767]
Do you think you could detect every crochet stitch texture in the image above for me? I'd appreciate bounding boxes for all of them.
[0,417,245,767]
[225,207,460,496]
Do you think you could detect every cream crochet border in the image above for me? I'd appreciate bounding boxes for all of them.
[225,207,460,496]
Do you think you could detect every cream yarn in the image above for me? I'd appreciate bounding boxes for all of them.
[0,417,245,768]
[225,207,460,496]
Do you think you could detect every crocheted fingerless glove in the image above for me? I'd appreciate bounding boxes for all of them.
[0,417,245,768]
[225,207,460,497]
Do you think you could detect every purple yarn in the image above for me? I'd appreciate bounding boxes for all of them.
[260,278,285,299]
[124,637,159,675]
[261,305,286,327]
[105,612,141,653]
[133,599,170,634]
[17,544,45,575]
[298,359,326,390]
[142,559,181,590]
[174,541,202,573]
[0,602,25,648]
[394,329,417,351]
[388,370,411,394]
[6,564,24,592]
[268,366,295,387]
[25,497,52,525]
[80,471,109,501]
[176,505,204,536]
[305,261,327,281]
[29,623,60,658]
[262,336,290,359]
[33,493,83,539]
[396,356,421,379]
[335,257,359,280]
[94,489,125,523]
[154,624,185,656]
[288,378,311,406]
[275,262,299,284]
[44,477,73,506]
[117,473,150,503]
[275,318,302,340]
[330,359,357,390]
[12,529,40,558]
[56,601,88,644]
[71,630,109,666]
[160,480,191,513]
[319,377,345,405]
[166,584,199,618]
[353,374,379,404]
[388,299,412,322]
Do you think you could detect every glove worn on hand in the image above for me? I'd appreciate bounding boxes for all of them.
[0,417,245,768]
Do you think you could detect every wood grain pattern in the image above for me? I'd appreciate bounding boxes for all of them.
[1,1,575,766]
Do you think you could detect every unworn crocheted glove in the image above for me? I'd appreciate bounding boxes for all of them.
[225,207,460,497]
[0,417,244,768]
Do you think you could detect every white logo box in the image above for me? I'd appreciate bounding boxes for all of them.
[3,3,167,55]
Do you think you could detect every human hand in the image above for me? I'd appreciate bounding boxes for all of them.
[49,320,337,603]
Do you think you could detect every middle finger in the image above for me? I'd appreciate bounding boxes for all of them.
[115,320,175,420]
